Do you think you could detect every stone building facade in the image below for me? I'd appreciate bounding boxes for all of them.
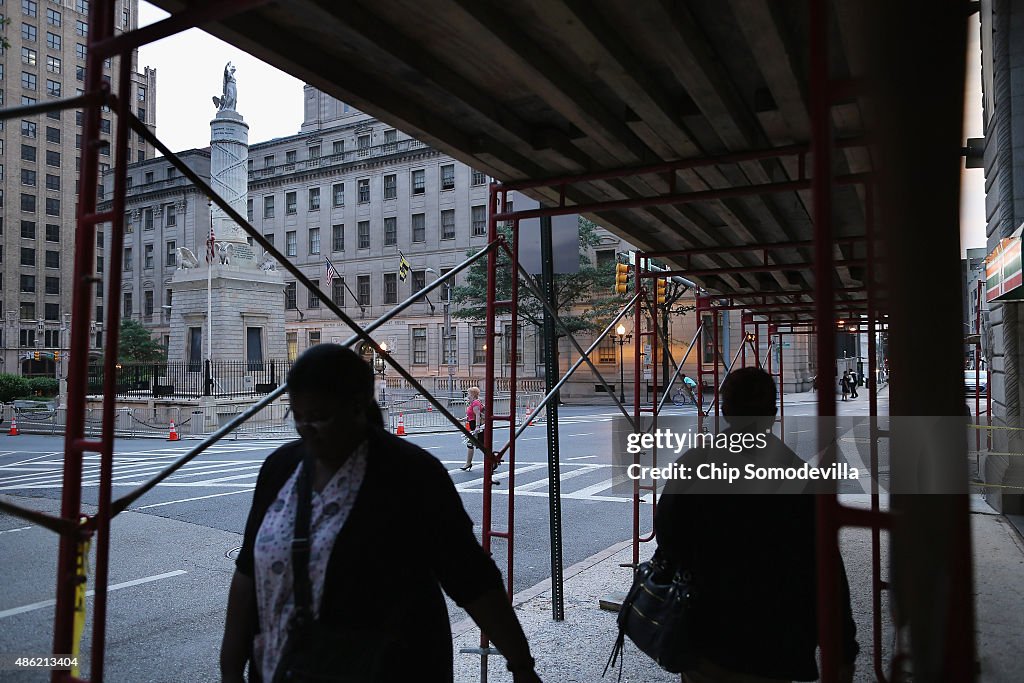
[0,0,156,376]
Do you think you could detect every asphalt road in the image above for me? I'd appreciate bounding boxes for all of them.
[0,396,889,681]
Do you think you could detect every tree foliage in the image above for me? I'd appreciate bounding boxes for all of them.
[451,217,622,335]
[118,319,167,363]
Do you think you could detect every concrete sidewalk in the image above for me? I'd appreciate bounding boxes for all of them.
[452,496,1023,682]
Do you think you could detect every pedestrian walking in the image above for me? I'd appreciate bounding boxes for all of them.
[849,369,859,398]
[840,371,850,401]
[655,367,859,682]
[220,345,541,683]
[460,386,484,471]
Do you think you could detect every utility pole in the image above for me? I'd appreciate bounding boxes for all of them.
[444,282,455,401]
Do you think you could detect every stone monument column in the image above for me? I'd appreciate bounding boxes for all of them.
[209,62,256,267]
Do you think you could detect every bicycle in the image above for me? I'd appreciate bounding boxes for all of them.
[671,385,698,406]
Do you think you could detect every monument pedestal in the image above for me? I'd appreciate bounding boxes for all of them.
[168,265,286,366]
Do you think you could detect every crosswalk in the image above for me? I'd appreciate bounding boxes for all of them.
[0,444,640,504]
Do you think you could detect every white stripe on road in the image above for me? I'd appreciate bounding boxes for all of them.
[133,488,255,510]
[0,570,188,620]
[0,526,32,535]
[514,465,598,492]
[566,455,596,460]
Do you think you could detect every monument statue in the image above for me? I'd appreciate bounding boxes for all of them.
[176,247,200,269]
[212,62,237,112]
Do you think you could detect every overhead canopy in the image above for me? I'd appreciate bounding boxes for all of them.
[150,0,873,310]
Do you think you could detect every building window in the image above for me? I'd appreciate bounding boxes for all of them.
[286,191,297,215]
[76,1,89,15]
[332,224,344,252]
[503,324,523,364]
[21,144,37,161]
[46,32,61,51]
[383,174,397,200]
[471,205,486,236]
[22,47,37,66]
[46,56,61,74]
[308,279,320,308]
[412,213,425,243]
[441,325,458,365]
[45,276,59,295]
[166,204,176,227]
[246,327,264,371]
[383,217,397,246]
[333,279,345,307]
[143,207,153,230]
[22,169,37,186]
[144,290,154,318]
[286,331,297,362]
[20,303,36,321]
[45,150,60,167]
[23,0,39,17]
[384,273,397,304]
[76,43,87,60]
[285,150,296,164]
[21,221,36,238]
[357,275,370,307]
[21,193,36,212]
[472,169,487,186]
[45,197,59,216]
[263,195,274,218]
[308,227,320,255]
[46,79,61,97]
[264,155,274,168]
[45,126,60,143]
[408,328,426,365]
[411,270,426,301]
[357,221,370,249]
[332,182,344,207]
[20,329,37,347]
[45,173,59,190]
[123,247,132,271]
[357,134,371,156]
[144,244,154,269]
[284,282,297,309]
[166,241,177,267]
[21,274,36,293]
[411,169,425,195]
[123,292,133,317]
[598,336,617,364]
[358,178,370,203]
[23,23,37,43]
[333,140,344,156]
[45,223,59,242]
[308,187,320,211]
[286,230,297,257]
[44,303,59,321]
[440,209,455,240]
[440,164,455,191]
[22,71,37,91]
[22,120,37,138]
[383,129,397,151]
[473,326,487,364]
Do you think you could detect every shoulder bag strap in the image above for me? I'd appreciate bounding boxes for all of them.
[291,449,314,622]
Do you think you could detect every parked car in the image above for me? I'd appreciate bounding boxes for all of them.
[964,369,987,396]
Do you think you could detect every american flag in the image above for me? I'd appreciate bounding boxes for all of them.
[325,258,340,288]
[206,223,216,264]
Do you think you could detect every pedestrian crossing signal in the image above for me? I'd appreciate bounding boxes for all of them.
[614,263,629,294]
[656,278,667,304]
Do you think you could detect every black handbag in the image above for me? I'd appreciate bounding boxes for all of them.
[604,550,698,678]
[271,452,386,683]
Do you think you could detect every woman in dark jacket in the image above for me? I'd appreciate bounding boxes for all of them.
[220,344,541,682]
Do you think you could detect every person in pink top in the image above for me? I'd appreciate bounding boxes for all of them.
[460,386,484,471]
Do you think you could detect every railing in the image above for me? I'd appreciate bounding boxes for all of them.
[87,360,290,399]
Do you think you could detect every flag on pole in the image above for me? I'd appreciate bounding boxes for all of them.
[325,258,340,288]
[398,253,411,282]
[206,223,216,264]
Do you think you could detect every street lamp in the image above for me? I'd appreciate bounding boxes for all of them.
[374,342,389,405]
[611,323,632,404]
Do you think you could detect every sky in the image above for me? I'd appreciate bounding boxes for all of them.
[138,2,987,256]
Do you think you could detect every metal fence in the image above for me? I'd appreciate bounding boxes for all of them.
[87,360,289,399]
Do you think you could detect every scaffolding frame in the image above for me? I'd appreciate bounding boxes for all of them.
[0,1,976,682]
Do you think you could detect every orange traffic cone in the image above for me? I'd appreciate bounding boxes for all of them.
[8,415,19,436]
[167,420,180,442]
[396,413,406,436]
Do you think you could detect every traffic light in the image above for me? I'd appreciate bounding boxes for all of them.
[614,263,629,294]
[655,278,667,305]
[54,350,61,362]
[33,351,40,361]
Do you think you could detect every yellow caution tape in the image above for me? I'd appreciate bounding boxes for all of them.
[71,531,90,678]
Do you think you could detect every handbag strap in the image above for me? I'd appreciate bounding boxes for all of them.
[291,449,315,625]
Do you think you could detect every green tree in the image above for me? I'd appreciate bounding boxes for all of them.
[118,319,167,363]
[451,217,622,334]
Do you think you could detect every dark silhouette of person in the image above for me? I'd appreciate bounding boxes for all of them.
[221,344,542,682]
[655,367,858,682]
